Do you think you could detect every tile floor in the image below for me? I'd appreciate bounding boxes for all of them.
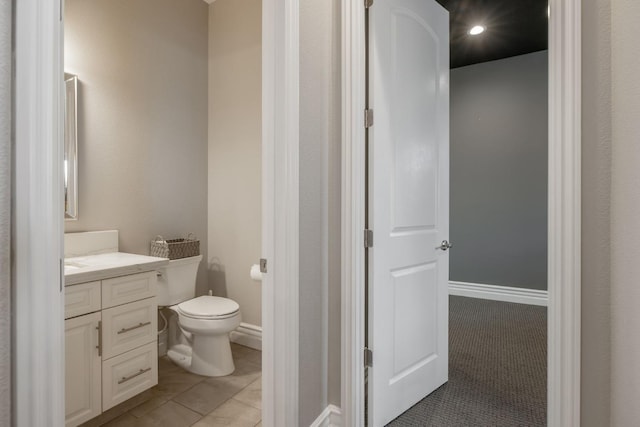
[80,344,262,427]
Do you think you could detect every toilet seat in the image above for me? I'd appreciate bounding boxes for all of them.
[177,295,240,320]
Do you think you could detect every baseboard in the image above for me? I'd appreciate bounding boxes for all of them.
[449,281,548,306]
[310,405,342,427]
[229,322,262,351]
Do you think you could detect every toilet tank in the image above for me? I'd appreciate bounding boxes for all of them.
[156,254,203,306]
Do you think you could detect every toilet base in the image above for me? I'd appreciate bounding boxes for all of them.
[167,333,235,377]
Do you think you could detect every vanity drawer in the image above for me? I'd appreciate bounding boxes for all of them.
[65,281,101,319]
[102,271,156,308]
[102,341,158,411]
[102,297,157,359]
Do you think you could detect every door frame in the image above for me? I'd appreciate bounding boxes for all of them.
[341,0,582,426]
[12,0,300,426]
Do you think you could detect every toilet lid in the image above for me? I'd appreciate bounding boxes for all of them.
[177,296,240,319]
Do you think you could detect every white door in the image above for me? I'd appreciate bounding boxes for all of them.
[65,312,102,427]
[368,0,449,425]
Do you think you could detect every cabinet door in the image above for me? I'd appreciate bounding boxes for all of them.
[65,312,102,427]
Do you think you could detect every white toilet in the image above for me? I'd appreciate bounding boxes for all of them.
[157,254,241,377]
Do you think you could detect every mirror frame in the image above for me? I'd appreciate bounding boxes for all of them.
[64,73,78,220]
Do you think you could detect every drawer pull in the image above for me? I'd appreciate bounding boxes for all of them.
[118,367,151,385]
[96,321,102,356]
[117,321,151,334]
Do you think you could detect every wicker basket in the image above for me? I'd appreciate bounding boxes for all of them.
[150,234,200,260]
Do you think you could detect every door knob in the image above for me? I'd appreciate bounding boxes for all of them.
[436,240,452,251]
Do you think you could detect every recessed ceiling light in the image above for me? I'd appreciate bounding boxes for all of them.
[468,25,485,36]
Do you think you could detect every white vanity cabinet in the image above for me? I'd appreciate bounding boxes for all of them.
[64,271,159,427]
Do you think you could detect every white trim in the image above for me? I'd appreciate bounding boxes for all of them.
[449,281,548,306]
[340,0,366,426]
[341,0,581,426]
[13,0,65,425]
[230,322,263,351]
[262,0,299,426]
[310,404,343,427]
[547,0,581,425]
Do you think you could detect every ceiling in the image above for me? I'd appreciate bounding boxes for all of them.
[434,0,549,69]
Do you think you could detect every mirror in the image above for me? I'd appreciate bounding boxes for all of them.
[64,73,78,220]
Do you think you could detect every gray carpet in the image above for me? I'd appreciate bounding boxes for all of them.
[387,296,547,427]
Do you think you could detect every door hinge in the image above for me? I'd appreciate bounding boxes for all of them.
[260,258,268,274]
[364,109,374,128]
[365,0,373,8]
[364,229,374,248]
[364,348,373,367]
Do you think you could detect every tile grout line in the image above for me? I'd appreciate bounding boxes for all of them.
[171,398,206,417]
[230,396,262,412]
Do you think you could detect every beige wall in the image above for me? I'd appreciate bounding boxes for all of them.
[0,0,10,424]
[299,0,342,423]
[327,0,343,409]
[299,0,328,421]
[610,0,640,424]
[208,0,262,327]
[581,0,612,425]
[64,0,210,294]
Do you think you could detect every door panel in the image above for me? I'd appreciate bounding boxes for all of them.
[65,312,102,427]
[368,0,449,425]
[391,13,439,230]
[391,262,437,377]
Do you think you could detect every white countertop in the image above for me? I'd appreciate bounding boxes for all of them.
[64,252,169,286]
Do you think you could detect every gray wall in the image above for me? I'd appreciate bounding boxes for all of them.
[450,51,548,290]
[0,0,10,424]
[208,0,262,327]
[610,0,640,423]
[299,0,342,423]
[64,0,210,294]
